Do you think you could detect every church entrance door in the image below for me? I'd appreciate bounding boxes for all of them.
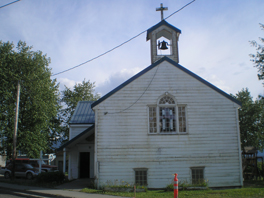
[79,152,90,178]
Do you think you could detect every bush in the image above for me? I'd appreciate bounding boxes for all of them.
[36,171,65,184]
[166,179,208,191]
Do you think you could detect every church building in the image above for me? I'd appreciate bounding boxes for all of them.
[58,4,243,189]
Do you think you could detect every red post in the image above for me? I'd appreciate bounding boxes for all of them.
[174,173,178,198]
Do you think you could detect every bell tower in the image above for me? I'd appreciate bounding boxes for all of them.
[146,4,181,64]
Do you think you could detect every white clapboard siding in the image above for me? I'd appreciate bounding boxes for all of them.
[69,143,95,179]
[95,61,241,188]
[69,124,92,140]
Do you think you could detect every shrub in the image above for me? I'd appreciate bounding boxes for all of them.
[36,171,65,184]
[166,183,174,191]
[166,179,208,191]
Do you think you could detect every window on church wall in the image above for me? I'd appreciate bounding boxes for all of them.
[156,36,171,56]
[191,167,205,185]
[149,106,157,133]
[134,168,148,186]
[159,107,176,132]
[178,106,186,132]
[148,95,187,134]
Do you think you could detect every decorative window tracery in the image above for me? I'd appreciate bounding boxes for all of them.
[148,94,187,134]
[159,96,175,104]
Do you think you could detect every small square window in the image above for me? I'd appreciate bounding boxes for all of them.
[191,167,204,184]
[134,169,148,186]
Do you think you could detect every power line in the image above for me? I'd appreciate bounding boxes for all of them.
[51,30,146,77]
[0,0,20,9]
[103,1,197,114]
[51,0,196,77]
[165,0,196,20]
[106,64,160,115]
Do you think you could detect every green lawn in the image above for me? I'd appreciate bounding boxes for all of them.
[82,183,264,198]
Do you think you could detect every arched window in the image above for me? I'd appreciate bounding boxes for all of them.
[148,94,187,134]
[158,96,176,132]
[159,96,175,104]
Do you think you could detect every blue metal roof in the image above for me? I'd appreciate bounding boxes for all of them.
[91,57,241,108]
[146,20,181,41]
[69,101,95,124]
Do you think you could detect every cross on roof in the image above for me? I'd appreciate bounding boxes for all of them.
[156,3,168,21]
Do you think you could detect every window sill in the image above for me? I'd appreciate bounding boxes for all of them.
[148,132,188,135]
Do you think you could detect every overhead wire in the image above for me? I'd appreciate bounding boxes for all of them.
[51,0,197,115]
[51,0,196,77]
[106,64,160,115]
[51,30,146,77]
[102,0,197,114]
[0,0,20,9]
[165,0,196,20]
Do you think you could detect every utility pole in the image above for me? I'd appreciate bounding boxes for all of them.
[12,80,20,180]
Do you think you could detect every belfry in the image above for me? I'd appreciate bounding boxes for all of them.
[146,4,181,64]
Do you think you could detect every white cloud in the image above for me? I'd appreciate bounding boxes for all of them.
[0,0,263,100]
[58,78,80,92]
[96,68,141,96]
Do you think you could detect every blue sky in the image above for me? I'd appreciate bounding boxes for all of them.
[1,0,263,99]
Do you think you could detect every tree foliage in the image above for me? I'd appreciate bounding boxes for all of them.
[60,79,100,140]
[0,41,60,158]
[250,23,264,85]
[232,88,264,151]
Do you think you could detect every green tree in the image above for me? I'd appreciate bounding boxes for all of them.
[60,79,100,140]
[232,88,264,151]
[0,41,61,158]
[250,23,264,85]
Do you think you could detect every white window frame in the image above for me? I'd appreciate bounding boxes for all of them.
[134,168,148,186]
[191,167,205,185]
[148,94,188,135]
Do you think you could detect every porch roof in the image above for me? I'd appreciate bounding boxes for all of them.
[69,101,95,124]
[57,125,94,152]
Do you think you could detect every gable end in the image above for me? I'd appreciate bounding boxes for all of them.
[91,57,241,108]
[146,20,181,41]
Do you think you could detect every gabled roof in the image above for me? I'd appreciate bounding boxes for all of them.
[146,20,181,41]
[57,125,94,152]
[91,57,241,108]
[69,101,95,124]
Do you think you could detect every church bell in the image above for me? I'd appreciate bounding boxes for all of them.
[158,40,169,50]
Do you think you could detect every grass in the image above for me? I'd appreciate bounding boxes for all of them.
[81,180,264,198]
[81,188,264,198]
[2,176,264,197]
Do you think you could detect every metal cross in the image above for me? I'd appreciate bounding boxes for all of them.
[156,3,168,21]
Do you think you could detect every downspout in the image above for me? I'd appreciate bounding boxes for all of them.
[235,107,243,186]
[94,108,99,189]
[63,148,66,173]
[68,151,71,180]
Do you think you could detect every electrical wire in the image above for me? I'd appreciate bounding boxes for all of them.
[0,0,20,9]
[51,0,196,77]
[106,64,160,115]
[53,0,197,114]
[51,30,146,77]
[165,0,196,20]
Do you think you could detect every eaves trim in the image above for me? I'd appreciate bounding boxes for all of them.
[146,20,181,40]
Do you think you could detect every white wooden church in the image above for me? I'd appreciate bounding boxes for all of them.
[58,8,243,188]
